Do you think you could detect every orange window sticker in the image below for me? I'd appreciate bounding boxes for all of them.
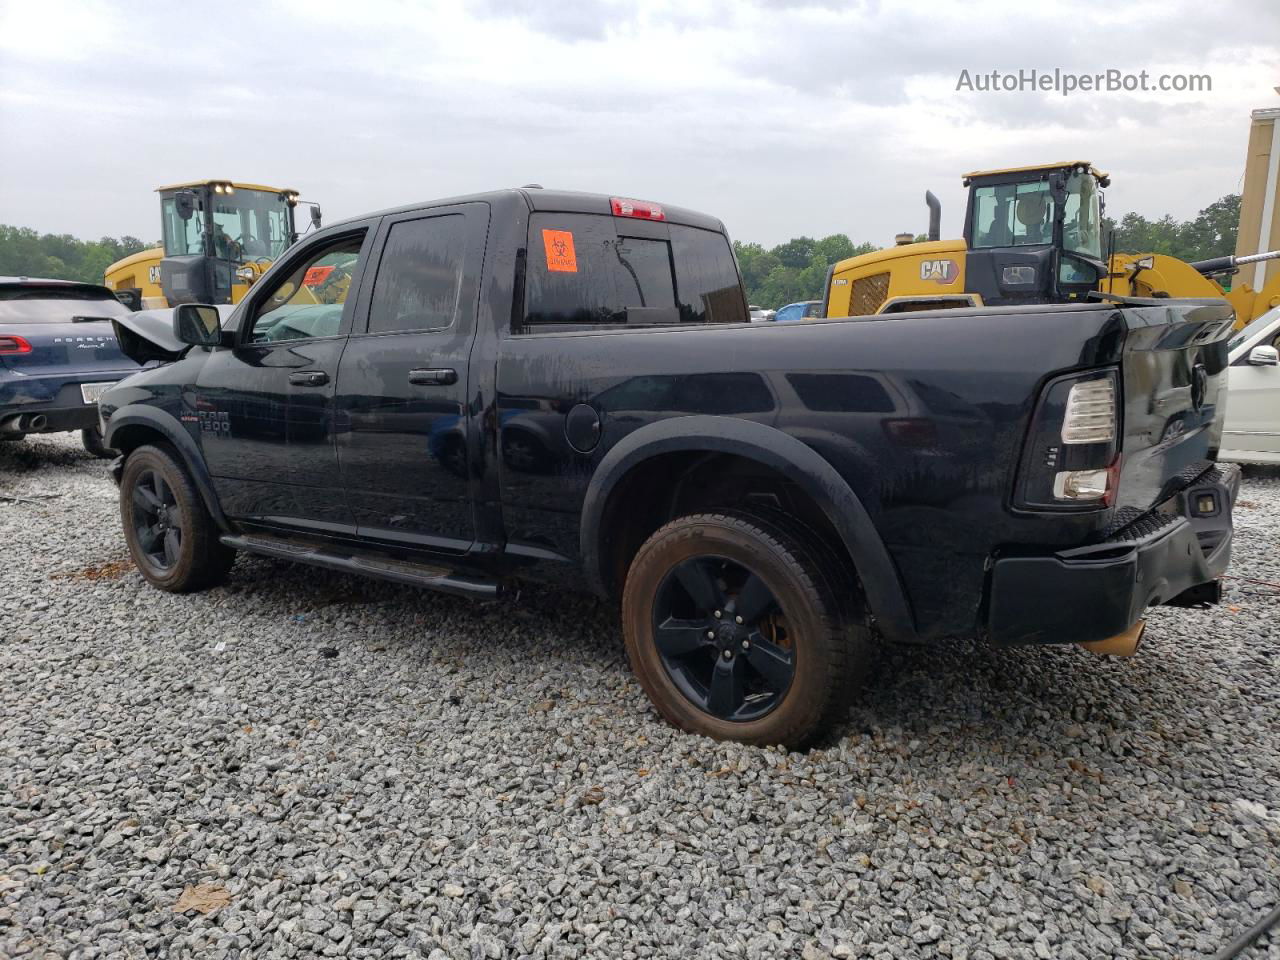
[303,264,336,287]
[542,229,578,273]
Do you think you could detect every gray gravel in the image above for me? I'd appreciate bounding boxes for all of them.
[2,433,1278,960]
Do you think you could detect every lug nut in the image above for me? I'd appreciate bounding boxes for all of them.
[722,649,732,660]
[735,615,744,624]
[707,630,715,639]
[741,639,750,650]
[714,610,722,619]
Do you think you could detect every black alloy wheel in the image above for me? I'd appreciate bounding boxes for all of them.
[652,555,795,722]
[119,444,235,592]
[622,511,872,747]
[131,468,183,572]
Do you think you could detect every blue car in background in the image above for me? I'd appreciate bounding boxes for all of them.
[773,300,823,323]
[0,277,140,457]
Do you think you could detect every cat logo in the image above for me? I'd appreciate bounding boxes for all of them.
[919,259,958,284]
[148,265,161,284]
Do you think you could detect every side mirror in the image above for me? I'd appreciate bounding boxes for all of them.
[175,190,196,221]
[174,304,223,347]
[310,204,322,229]
[1247,345,1279,366]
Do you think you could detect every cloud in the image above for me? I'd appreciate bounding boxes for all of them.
[0,0,1276,253]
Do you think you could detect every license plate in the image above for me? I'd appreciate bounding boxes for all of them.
[80,382,116,404]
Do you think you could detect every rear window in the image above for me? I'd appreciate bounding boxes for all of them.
[0,285,130,323]
[520,214,746,330]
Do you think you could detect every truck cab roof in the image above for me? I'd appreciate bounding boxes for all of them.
[324,187,727,234]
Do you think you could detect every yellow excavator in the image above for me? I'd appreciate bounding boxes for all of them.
[822,161,1280,327]
[103,179,320,310]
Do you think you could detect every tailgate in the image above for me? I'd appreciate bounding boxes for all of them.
[1113,299,1236,515]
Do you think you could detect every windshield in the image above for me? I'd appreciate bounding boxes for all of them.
[162,188,293,263]
[971,170,1103,258]
[1062,171,1102,260]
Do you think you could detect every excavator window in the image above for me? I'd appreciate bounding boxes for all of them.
[1061,172,1102,260]
[972,181,1056,248]
[162,196,206,257]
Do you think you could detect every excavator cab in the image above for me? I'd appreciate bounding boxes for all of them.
[158,180,305,305]
[104,180,319,310]
[961,162,1109,307]
[824,161,1111,317]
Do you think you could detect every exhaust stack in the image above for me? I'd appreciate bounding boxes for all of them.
[925,191,941,242]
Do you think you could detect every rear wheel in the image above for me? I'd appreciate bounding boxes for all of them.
[120,444,235,592]
[81,426,116,459]
[622,512,872,747]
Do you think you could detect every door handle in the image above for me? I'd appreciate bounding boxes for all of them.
[288,371,329,386]
[408,368,458,386]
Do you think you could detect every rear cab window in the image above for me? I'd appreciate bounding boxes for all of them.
[519,213,747,331]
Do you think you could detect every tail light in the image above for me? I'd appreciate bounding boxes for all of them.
[611,197,665,221]
[1016,369,1120,510]
[0,335,33,354]
[1061,378,1116,444]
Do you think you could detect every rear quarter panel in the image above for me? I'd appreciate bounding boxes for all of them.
[496,305,1127,636]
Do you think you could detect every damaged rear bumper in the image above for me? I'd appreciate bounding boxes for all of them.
[986,463,1240,646]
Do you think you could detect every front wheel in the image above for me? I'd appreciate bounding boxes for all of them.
[622,512,871,748]
[120,444,235,592]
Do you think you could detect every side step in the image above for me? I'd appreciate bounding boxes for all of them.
[219,534,501,600]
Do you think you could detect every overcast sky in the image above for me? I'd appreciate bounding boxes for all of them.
[1,0,1277,248]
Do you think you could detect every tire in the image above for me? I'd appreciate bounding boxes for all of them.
[622,511,872,748]
[81,426,117,459]
[119,444,235,592]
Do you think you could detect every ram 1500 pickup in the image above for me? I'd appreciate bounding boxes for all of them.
[99,188,1239,747]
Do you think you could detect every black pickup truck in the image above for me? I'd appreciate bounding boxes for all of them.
[99,187,1239,747]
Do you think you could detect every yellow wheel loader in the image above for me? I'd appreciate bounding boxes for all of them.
[103,180,320,310]
[822,162,1280,327]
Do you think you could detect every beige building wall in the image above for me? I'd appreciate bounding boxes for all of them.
[1235,107,1280,289]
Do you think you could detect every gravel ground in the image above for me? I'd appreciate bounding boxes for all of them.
[1,433,1278,960]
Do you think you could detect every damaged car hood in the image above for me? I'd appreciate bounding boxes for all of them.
[111,305,236,364]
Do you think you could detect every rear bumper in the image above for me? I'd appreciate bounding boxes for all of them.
[987,463,1240,646]
[0,372,133,432]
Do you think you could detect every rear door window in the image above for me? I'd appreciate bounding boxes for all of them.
[521,214,745,330]
[366,214,467,334]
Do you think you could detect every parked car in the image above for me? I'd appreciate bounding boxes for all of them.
[774,300,823,323]
[0,277,141,457]
[100,188,1239,747]
[1220,305,1280,465]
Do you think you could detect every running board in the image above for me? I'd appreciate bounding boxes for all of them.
[219,534,501,599]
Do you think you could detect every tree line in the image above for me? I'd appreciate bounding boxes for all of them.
[0,193,1242,304]
[0,225,153,285]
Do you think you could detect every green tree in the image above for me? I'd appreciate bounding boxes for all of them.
[0,225,150,284]
[1101,194,1239,263]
